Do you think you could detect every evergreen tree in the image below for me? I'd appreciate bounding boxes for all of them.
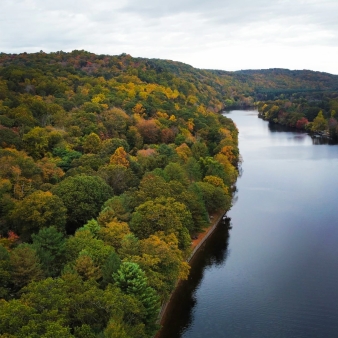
[32,227,66,277]
[114,262,160,334]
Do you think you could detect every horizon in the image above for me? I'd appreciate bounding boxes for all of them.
[2,49,338,76]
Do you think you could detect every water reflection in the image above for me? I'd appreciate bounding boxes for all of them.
[267,121,338,145]
[159,110,338,338]
[157,220,231,338]
[311,136,337,145]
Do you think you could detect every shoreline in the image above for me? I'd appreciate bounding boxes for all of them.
[154,209,227,336]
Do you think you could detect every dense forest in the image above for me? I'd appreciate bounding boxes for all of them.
[1,50,337,337]
[0,51,239,338]
[256,91,338,138]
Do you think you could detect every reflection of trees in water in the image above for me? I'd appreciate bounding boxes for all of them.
[267,122,338,145]
[268,122,308,135]
[311,136,337,145]
[158,221,230,338]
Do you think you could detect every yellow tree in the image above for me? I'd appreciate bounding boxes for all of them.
[203,175,228,194]
[98,220,131,249]
[219,145,237,164]
[109,147,129,168]
[175,143,192,163]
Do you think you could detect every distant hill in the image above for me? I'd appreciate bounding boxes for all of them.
[233,68,338,92]
[1,51,337,111]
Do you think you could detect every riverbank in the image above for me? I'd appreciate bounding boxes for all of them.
[158,109,338,338]
[155,209,228,336]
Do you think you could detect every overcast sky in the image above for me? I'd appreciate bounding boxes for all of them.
[1,0,338,74]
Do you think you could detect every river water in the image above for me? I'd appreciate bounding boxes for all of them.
[158,109,338,338]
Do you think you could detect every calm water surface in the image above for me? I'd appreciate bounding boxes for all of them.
[158,110,338,338]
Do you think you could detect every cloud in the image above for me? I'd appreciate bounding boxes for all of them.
[0,0,337,74]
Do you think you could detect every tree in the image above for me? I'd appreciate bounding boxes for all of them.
[191,141,209,159]
[22,127,49,159]
[114,262,160,333]
[110,147,130,168]
[98,164,138,195]
[163,162,189,185]
[312,110,328,132]
[98,220,131,249]
[184,157,202,182]
[134,174,170,205]
[101,252,121,287]
[101,108,130,137]
[214,153,238,185]
[53,175,113,232]
[175,143,192,163]
[10,245,44,291]
[31,227,66,277]
[74,251,101,281]
[9,190,67,240]
[65,229,114,267]
[203,175,228,193]
[98,194,133,224]
[82,132,101,154]
[0,299,36,336]
[136,119,161,144]
[194,181,231,213]
[133,233,190,299]
[82,218,101,237]
[179,188,209,233]
[126,126,143,149]
[99,138,130,161]
[0,244,11,298]
[130,197,193,249]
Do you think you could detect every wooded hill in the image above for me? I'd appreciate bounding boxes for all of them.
[0,50,337,337]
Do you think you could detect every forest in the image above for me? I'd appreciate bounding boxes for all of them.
[0,50,239,338]
[256,91,338,138]
[0,50,337,337]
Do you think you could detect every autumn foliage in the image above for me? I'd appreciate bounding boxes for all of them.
[7,50,338,337]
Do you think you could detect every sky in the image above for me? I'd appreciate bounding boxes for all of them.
[1,0,338,74]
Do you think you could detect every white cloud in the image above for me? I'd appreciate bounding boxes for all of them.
[0,0,337,74]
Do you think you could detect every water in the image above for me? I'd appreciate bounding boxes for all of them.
[158,110,338,338]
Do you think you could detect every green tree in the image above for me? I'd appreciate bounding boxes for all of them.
[0,299,36,336]
[114,262,160,333]
[184,157,202,182]
[31,227,66,277]
[194,181,231,213]
[101,252,121,287]
[64,229,113,267]
[83,132,101,154]
[0,244,11,298]
[191,141,209,159]
[53,175,113,232]
[9,190,67,240]
[98,194,133,224]
[163,162,189,185]
[10,245,44,291]
[22,126,49,159]
[98,164,138,195]
[130,197,193,249]
[99,138,130,161]
[179,188,209,233]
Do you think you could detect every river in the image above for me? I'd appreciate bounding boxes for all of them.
[158,109,338,338]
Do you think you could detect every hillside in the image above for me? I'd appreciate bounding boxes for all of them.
[0,50,337,337]
[0,50,239,338]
